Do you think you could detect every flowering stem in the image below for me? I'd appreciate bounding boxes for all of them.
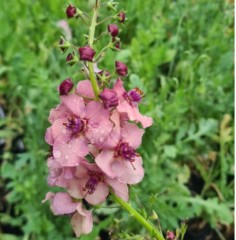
[110,192,165,240]
[88,0,100,99]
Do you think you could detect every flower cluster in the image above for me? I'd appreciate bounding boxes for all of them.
[43,1,152,238]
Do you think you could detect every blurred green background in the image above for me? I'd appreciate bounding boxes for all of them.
[0,0,234,239]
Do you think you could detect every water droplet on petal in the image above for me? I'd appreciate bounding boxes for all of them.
[65,155,69,160]
[68,144,72,149]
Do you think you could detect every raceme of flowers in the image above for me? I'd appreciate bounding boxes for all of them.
[43,2,153,238]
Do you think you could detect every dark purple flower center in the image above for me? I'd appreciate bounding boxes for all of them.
[83,171,103,195]
[115,142,138,162]
[124,88,144,107]
[64,116,87,135]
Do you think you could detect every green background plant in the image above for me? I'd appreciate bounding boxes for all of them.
[0,0,234,239]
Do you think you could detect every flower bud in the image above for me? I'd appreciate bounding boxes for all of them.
[108,24,119,37]
[112,37,121,51]
[66,5,76,18]
[115,61,128,76]
[79,46,96,62]
[166,231,175,240]
[118,12,126,22]
[99,88,118,109]
[66,53,77,66]
[59,38,70,52]
[98,70,111,79]
[59,78,74,95]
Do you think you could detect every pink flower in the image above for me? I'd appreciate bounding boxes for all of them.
[47,157,75,188]
[71,204,93,238]
[43,192,93,238]
[113,79,153,128]
[45,94,113,166]
[68,161,129,205]
[95,112,145,184]
[42,192,78,215]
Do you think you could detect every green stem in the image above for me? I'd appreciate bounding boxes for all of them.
[88,0,100,99]
[111,192,165,240]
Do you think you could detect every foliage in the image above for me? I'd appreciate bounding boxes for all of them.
[0,0,233,239]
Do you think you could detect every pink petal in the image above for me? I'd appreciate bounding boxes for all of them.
[71,203,93,237]
[84,101,113,147]
[132,108,153,128]
[42,192,55,203]
[75,163,89,179]
[121,122,144,149]
[50,192,77,215]
[95,150,115,178]
[61,94,85,117]
[85,182,109,205]
[76,80,95,99]
[48,104,70,124]
[68,179,86,199]
[113,79,126,98]
[106,178,129,202]
[111,157,144,184]
[117,101,153,128]
[53,136,89,167]
[51,118,71,143]
[45,127,54,145]
[101,111,121,149]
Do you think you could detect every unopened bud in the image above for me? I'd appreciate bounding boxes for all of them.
[59,38,70,52]
[115,61,128,76]
[78,46,96,62]
[99,88,118,108]
[66,5,76,18]
[66,53,77,66]
[108,24,119,37]
[166,231,175,240]
[59,78,74,95]
[118,12,126,22]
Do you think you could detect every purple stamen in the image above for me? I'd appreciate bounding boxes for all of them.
[115,142,138,163]
[83,172,103,195]
[124,88,144,107]
[64,116,87,135]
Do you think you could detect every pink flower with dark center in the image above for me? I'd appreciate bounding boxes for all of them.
[42,192,93,238]
[115,61,128,76]
[113,79,153,128]
[59,78,74,95]
[68,161,128,205]
[47,157,75,188]
[45,94,113,166]
[66,5,76,18]
[79,46,96,62]
[99,88,118,109]
[95,112,145,184]
[108,24,119,37]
